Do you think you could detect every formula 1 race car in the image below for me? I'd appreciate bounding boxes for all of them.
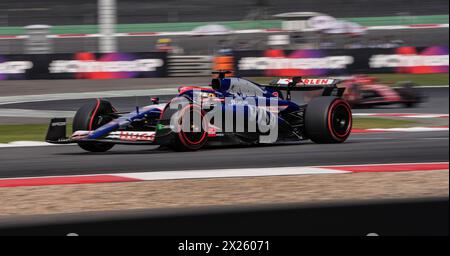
[339,75,424,108]
[46,71,353,152]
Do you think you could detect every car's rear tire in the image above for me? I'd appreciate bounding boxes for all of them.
[73,99,115,152]
[305,97,352,144]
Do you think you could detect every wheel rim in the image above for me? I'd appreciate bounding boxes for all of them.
[179,107,207,146]
[329,101,352,138]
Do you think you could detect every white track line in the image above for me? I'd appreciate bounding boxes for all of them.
[367,126,449,132]
[0,141,64,148]
[0,162,447,188]
[408,85,449,88]
[353,113,449,118]
[117,167,350,181]
[0,109,75,118]
[0,88,179,106]
[0,167,348,181]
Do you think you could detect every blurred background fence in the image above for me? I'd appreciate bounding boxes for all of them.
[0,0,448,79]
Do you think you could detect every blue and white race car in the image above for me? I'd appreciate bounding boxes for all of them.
[46,71,353,151]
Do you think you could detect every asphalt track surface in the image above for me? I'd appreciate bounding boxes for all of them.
[0,130,448,179]
[0,84,448,179]
[0,77,209,97]
[0,87,447,125]
[2,87,448,114]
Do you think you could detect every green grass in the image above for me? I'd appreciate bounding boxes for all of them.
[370,73,449,86]
[343,14,449,26]
[0,118,418,143]
[0,124,72,143]
[352,117,419,130]
[250,73,449,86]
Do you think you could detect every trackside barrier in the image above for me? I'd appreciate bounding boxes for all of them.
[0,52,168,80]
[233,46,449,77]
[167,55,212,77]
[0,46,448,80]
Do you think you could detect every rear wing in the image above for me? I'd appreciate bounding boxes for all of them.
[264,77,345,100]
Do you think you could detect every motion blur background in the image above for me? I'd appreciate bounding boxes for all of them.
[0,0,448,79]
[0,0,448,53]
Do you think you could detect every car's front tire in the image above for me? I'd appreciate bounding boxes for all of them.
[72,99,115,152]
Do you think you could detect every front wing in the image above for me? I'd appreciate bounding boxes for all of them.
[45,118,157,145]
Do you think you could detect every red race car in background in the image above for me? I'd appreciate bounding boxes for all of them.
[339,75,424,108]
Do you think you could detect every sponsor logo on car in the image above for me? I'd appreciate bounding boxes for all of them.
[302,78,336,85]
[274,78,336,86]
[118,131,155,141]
